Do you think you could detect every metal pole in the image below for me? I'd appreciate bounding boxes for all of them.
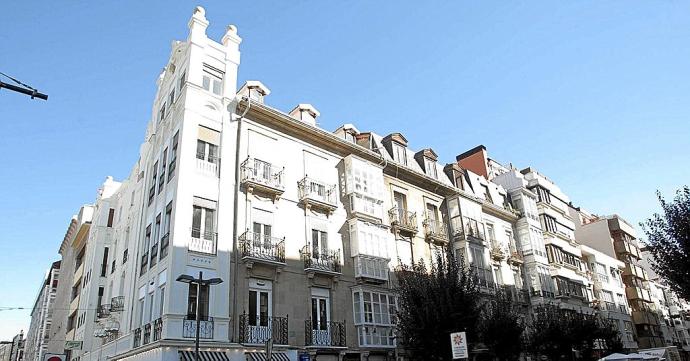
[196,271,202,361]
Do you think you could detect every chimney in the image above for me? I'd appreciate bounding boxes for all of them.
[289,104,320,126]
[456,145,489,179]
[238,81,270,104]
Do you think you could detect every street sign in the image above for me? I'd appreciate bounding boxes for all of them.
[450,332,468,359]
[64,341,82,350]
[44,354,66,361]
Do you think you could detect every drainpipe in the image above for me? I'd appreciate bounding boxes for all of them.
[230,95,250,342]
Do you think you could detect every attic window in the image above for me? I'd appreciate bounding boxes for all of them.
[481,184,493,202]
[424,157,437,178]
[344,130,356,143]
[248,88,264,102]
[392,143,407,166]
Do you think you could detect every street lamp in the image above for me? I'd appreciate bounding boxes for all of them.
[176,271,222,361]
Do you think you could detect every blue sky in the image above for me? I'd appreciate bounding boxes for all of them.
[1,1,689,339]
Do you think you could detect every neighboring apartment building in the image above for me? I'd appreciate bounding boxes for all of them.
[1,332,25,361]
[25,261,61,361]
[0,342,12,361]
[569,209,664,349]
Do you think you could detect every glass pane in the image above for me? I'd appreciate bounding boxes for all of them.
[196,140,205,160]
[208,144,218,163]
[311,299,318,330]
[321,232,328,255]
[312,230,319,257]
[202,76,210,91]
[192,207,202,237]
[259,292,269,326]
[204,209,215,239]
[248,291,257,326]
[212,79,221,95]
[319,299,327,330]
[199,284,209,319]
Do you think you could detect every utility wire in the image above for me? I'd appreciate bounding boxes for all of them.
[0,70,48,100]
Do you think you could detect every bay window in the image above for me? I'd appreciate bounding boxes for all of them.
[352,289,397,347]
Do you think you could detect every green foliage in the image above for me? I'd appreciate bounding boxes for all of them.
[525,305,623,361]
[641,186,690,301]
[477,289,526,361]
[395,247,481,361]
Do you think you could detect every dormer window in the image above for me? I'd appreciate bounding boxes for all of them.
[344,130,356,143]
[202,64,223,96]
[415,148,438,178]
[424,158,437,178]
[238,81,271,104]
[392,143,407,165]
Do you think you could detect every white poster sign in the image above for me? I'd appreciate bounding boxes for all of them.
[450,331,468,359]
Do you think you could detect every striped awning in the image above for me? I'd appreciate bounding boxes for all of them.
[179,351,229,361]
[245,352,290,361]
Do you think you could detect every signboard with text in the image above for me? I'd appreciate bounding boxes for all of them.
[64,341,82,350]
[450,332,468,359]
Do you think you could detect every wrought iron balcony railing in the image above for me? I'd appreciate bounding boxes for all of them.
[133,327,141,348]
[305,319,346,347]
[388,208,417,233]
[240,158,285,195]
[298,177,337,212]
[239,231,286,264]
[423,218,448,243]
[189,228,217,255]
[182,317,214,339]
[110,296,125,312]
[238,313,288,345]
[302,247,341,274]
[153,318,162,341]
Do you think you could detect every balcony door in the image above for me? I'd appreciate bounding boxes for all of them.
[248,280,272,342]
[311,288,331,345]
[311,229,328,259]
[426,203,438,224]
[253,222,272,247]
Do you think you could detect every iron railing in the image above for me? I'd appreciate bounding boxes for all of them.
[298,177,337,206]
[153,318,162,341]
[143,323,151,344]
[240,158,285,191]
[304,320,346,347]
[302,247,341,273]
[110,296,125,312]
[239,231,286,263]
[189,228,217,255]
[133,327,141,347]
[388,208,417,232]
[238,313,288,345]
[423,218,448,241]
[182,317,214,339]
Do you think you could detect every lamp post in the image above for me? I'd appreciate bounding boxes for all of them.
[176,271,222,361]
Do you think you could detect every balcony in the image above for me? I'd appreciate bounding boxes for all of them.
[110,296,124,312]
[598,301,617,312]
[240,158,285,200]
[388,208,417,235]
[614,239,640,259]
[298,177,337,214]
[623,263,647,280]
[627,286,652,302]
[239,231,286,265]
[502,285,530,305]
[302,247,341,275]
[633,310,660,325]
[133,327,141,348]
[423,218,448,244]
[354,255,389,282]
[305,320,346,348]
[152,318,162,341]
[196,154,220,177]
[183,317,214,339]
[143,323,151,344]
[453,217,486,243]
[238,313,289,345]
[97,304,111,319]
[189,228,217,255]
[471,266,496,289]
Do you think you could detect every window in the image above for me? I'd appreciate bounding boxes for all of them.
[486,223,496,243]
[100,248,109,277]
[169,88,175,105]
[600,290,614,302]
[187,283,209,320]
[159,102,166,123]
[168,131,179,181]
[196,140,219,164]
[352,289,397,347]
[311,289,330,331]
[424,157,437,178]
[151,214,161,265]
[248,281,271,327]
[192,204,216,240]
[541,214,558,233]
[534,186,551,204]
[138,286,146,326]
[481,184,493,203]
[158,286,165,318]
[344,131,356,143]
[344,155,385,200]
[593,263,609,283]
[392,143,407,165]
[147,291,155,322]
[161,202,172,258]
[149,161,158,205]
[158,149,167,194]
[426,203,438,223]
[179,71,186,91]
[107,208,115,227]
[201,64,223,95]
[311,229,328,259]
[393,191,407,217]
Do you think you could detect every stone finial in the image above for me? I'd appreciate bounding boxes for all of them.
[193,6,206,20]
[188,5,209,42]
[222,24,242,47]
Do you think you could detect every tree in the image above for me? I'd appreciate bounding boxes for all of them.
[395,247,481,361]
[525,305,623,361]
[641,186,690,301]
[478,288,525,361]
